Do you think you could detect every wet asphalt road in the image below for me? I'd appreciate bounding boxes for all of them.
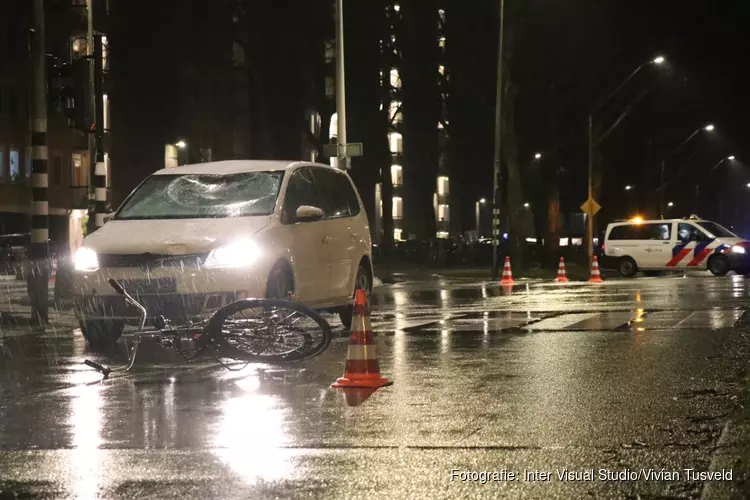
[1,273,750,499]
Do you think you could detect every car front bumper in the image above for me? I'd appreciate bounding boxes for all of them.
[74,265,269,325]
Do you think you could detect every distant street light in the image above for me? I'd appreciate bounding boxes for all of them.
[653,56,666,65]
[523,202,530,208]
[176,140,187,149]
[667,202,674,207]
[479,198,486,204]
[704,124,715,132]
[728,156,736,160]
[534,153,542,160]
[625,185,633,191]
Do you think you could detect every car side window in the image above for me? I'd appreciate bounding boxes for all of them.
[312,168,361,219]
[647,223,671,240]
[281,168,325,224]
[677,223,707,242]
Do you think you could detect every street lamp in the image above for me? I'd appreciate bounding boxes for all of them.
[475,198,487,238]
[587,55,667,266]
[523,202,530,208]
[176,140,187,149]
[625,185,633,191]
[534,153,542,160]
[667,201,674,207]
[704,124,715,132]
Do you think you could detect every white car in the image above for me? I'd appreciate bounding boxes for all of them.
[603,216,750,277]
[73,160,373,349]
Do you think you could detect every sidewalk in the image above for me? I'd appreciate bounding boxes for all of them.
[374,262,611,283]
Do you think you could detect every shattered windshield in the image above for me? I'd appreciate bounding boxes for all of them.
[115,172,284,220]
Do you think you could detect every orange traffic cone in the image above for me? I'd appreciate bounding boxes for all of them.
[332,289,393,389]
[500,256,515,285]
[589,256,603,283]
[554,257,569,283]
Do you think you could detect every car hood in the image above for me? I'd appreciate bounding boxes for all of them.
[83,217,272,255]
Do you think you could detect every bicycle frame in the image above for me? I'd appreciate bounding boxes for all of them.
[84,279,212,378]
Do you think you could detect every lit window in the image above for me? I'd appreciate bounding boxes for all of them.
[437,231,449,239]
[438,204,450,222]
[389,101,403,123]
[390,165,403,186]
[438,9,446,22]
[437,176,449,195]
[438,65,445,75]
[392,196,403,219]
[9,150,19,181]
[439,36,446,49]
[390,68,401,89]
[329,113,338,139]
[0,150,5,180]
[394,4,400,13]
[325,77,335,99]
[102,94,110,130]
[104,153,111,188]
[394,228,402,241]
[388,132,403,153]
[438,122,444,130]
[391,34,396,44]
[101,35,109,71]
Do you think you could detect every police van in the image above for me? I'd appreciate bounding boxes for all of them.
[603,216,750,277]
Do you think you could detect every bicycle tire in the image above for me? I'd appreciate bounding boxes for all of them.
[205,298,333,363]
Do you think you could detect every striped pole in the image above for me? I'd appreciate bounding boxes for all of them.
[26,0,50,325]
[93,34,106,228]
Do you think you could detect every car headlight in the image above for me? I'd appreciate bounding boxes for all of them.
[732,245,747,254]
[74,247,99,272]
[204,239,262,268]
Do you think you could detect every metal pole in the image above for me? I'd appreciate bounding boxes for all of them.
[93,34,106,228]
[475,202,480,238]
[491,0,505,279]
[586,114,594,270]
[27,0,49,325]
[335,0,349,171]
[659,160,666,219]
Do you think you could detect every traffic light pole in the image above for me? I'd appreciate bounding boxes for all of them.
[93,34,106,228]
[587,114,594,271]
[27,0,50,326]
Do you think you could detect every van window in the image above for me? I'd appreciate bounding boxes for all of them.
[312,168,361,218]
[609,223,671,240]
[677,223,710,242]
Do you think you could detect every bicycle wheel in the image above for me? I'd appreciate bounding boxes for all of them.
[205,299,332,363]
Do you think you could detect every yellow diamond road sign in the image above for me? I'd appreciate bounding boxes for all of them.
[580,198,601,216]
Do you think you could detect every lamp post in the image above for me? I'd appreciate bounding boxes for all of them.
[335,0,349,170]
[586,55,666,267]
[491,0,506,279]
[660,124,715,218]
[475,198,486,238]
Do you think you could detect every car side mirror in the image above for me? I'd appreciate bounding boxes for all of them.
[103,212,115,223]
[295,205,324,222]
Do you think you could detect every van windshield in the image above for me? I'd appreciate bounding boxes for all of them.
[696,221,737,238]
[116,172,284,220]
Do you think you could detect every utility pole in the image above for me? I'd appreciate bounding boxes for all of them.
[93,33,106,228]
[659,159,665,219]
[586,115,594,270]
[335,0,349,171]
[27,0,50,325]
[491,0,505,279]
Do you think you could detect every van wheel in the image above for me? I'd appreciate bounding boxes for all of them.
[266,263,294,299]
[619,257,638,278]
[339,264,372,329]
[80,319,124,352]
[708,255,729,277]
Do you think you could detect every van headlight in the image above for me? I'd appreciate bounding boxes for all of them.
[74,247,99,272]
[732,245,746,254]
[204,239,262,268]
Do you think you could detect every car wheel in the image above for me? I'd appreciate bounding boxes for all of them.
[80,319,124,351]
[266,263,293,300]
[708,255,729,277]
[339,264,372,329]
[618,257,638,278]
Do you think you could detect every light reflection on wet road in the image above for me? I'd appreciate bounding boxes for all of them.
[0,274,749,498]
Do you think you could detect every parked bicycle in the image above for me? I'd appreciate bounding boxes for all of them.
[84,279,333,378]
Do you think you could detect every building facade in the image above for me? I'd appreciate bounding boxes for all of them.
[0,0,110,250]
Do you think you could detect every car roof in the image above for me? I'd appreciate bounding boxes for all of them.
[609,219,708,226]
[152,160,335,176]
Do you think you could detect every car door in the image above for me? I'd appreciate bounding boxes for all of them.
[670,222,714,269]
[312,168,359,301]
[638,222,674,268]
[279,168,330,303]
